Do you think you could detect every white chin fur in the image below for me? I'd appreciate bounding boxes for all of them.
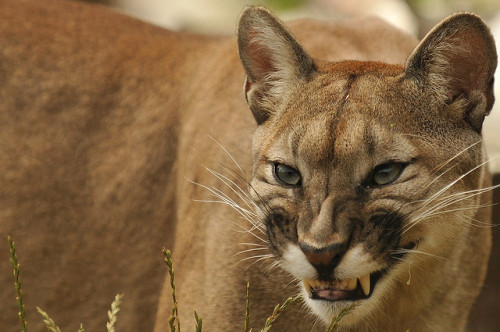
[304,294,351,325]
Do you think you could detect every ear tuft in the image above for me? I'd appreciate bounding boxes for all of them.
[405,13,497,132]
[237,6,315,124]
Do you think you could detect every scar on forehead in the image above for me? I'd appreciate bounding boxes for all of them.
[339,74,357,113]
[292,74,363,164]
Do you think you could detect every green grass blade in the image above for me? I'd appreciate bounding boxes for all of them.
[8,236,28,332]
[163,248,180,332]
[194,311,203,332]
[244,282,251,332]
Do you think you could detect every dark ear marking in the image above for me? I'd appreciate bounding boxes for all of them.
[237,6,316,125]
[405,13,497,132]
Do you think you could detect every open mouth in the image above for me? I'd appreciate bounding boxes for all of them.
[301,242,417,302]
[303,271,383,302]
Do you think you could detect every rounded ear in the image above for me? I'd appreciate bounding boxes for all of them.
[237,6,315,125]
[405,13,497,132]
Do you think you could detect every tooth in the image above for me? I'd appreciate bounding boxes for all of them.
[359,274,371,296]
[303,280,312,296]
[347,278,357,290]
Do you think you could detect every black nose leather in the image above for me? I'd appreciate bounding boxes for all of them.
[299,242,347,279]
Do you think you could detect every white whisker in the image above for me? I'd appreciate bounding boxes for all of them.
[264,260,282,275]
[392,248,446,261]
[238,254,275,269]
[418,156,491,212]
[231,223,268,243]
[188,176,266,236]
[433,140,482,173]
[233,247,270,258]
[404,182,499,234]
[456,214,497,228]
[203,166,254,210]
[402,160,498,234]
[422,141,482,192]
[239,242,268,247]
[208,135,246,176]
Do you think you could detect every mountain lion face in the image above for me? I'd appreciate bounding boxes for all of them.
[238,7,496,326]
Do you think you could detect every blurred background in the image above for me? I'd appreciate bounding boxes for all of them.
[80,0,500,169]
[81,0,500,38]
[79,0,500,330]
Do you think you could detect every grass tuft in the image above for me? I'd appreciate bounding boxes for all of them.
[194,311,203,332]
[7,240,358,332]
[260,294,302,332]
[37,307,62,332]
[8,236,28,332]
[163,247,181,332]
[106,294,123,332]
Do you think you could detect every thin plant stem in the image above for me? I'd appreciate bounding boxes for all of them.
[327,302,360,332]
[244,282,251,332]
[163,248,180,332]
[260,295,302,332]
[8,236,28,332]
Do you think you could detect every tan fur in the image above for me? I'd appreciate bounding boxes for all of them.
[0,1,496,331]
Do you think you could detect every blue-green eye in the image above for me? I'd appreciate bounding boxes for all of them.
[273,163,301,186]
[371,162,404,186]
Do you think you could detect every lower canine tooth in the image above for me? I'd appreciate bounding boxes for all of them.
[359,274,371,296]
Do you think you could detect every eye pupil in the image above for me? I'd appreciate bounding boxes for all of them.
[372,163,403,186]
[274,163,301,186]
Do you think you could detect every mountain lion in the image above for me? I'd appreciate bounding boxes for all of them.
[0,1,497,331]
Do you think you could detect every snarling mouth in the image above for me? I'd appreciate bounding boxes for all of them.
[303,271,382,301]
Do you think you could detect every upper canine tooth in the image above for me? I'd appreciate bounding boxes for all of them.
[303,280,312,296]
[359,274,371,296]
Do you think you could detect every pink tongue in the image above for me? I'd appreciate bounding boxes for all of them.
[315,289,351,301]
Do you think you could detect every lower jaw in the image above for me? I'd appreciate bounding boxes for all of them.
[304,296,364,328]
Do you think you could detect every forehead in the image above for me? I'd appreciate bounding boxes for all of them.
[265,61,409,165]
